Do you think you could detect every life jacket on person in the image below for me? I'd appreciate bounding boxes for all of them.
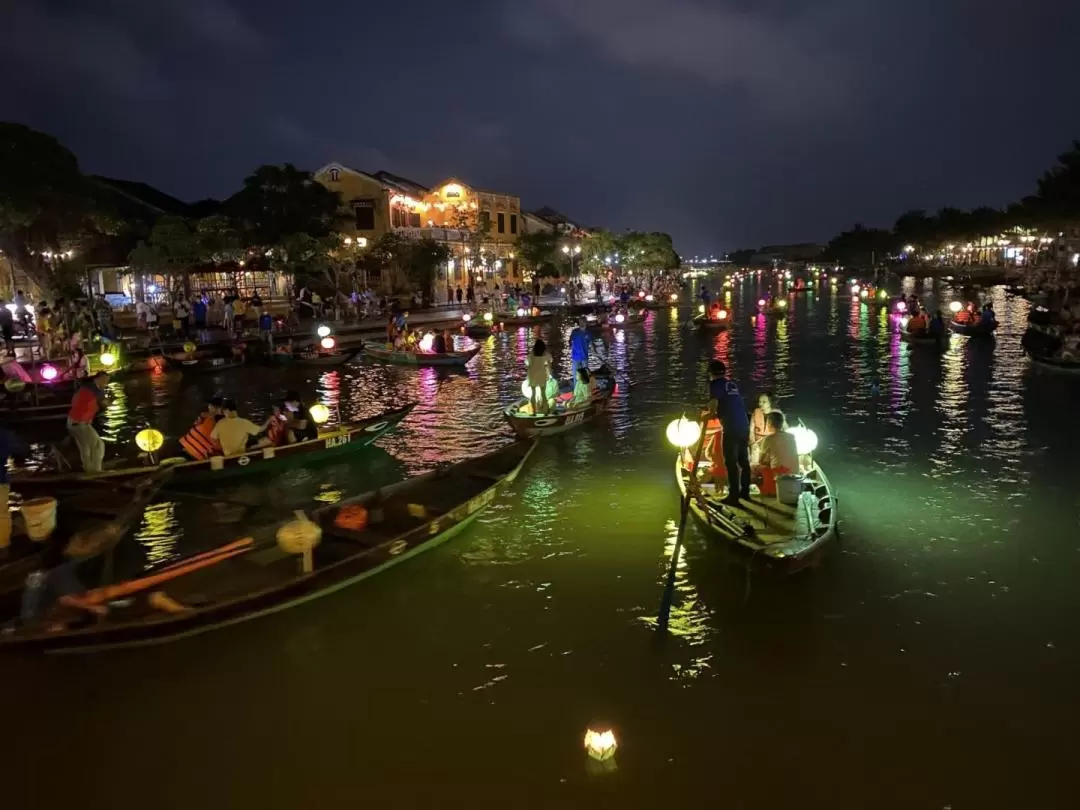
[180,415,220,460]
[908,313,928,333]
[266,416,287,447]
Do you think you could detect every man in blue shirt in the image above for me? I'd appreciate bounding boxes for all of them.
[706,360,751,505]
[569,317,590,374]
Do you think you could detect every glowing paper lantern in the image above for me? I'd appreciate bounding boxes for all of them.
[949,301,963,314]
[698,304,705,314]
[786,425,818,455]
[516,307,526,317]
[850,284,861,294]
[896,301,907,313]
[99,352,116,368]
[418,333,434,353]
[757,299,766,307]
[669,293,678,302]
[778,299,788,308]
[309,403,330,424]
[860,289,869,299]
[40,364,58,382]
[645,294,655,302]
[183,342,197,354]
[316,324,331,338]
[615,313,625,324]
[320,336,336,350]
[878,289,887,299]
[717,309,728,320]
[584,729,618,762]
[638,291,646,299]
[277,510,322,573]
[483,312,493,323]
[463,313,472,322]
[665,417,702,449]
[135,428,165,453]
[334,504,369,532]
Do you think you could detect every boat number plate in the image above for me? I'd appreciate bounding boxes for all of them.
[212,358,224,366]
[325,434,349,449]
[237,455,251,466]
[362,421,389,433]
[565,412,585,426]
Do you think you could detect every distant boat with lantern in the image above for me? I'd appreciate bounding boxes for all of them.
[584,308,643,331]
[503,366,615,438]
[161,344,248,373]
[266,347,362,367]
[630,291,680,310]
[692,308,730,330]
[11,403,417,493]
[363,343,480,367]
[948,317,997,338]
[463,309,554,335]
[671,419,837,568]
[0,439,537,652]
[899,322,945,346]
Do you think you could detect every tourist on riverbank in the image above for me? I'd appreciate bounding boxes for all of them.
[0,302,12,355]
[67,371,109,473]
[705,360,751,505]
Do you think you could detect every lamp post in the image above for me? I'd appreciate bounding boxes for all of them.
[562,244,581,279]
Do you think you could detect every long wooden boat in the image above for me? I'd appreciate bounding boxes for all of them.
[503,370,615,438]
[692,314,730,331]
[266,348,361,367]
[899,324,945,346]
[584,309,644,331]
[0,389,72,423]
[948,319,997,338]
[464,311,554,335]
[1026,350,1080,374]
[162,352,247,373]
[630,293,680,310]
[0,440,537,652]
[675,450,837,569]
[364,344,479,367]
[10,403,417,492]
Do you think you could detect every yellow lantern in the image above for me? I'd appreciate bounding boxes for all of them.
[786,425,818,455]
[665,417,702,449]
[698,304,705,314]
[949,301,963,314]
[669,293,678,302]
[99,351,117,368]
[309,403,330,424]
[135,428,165,453]
[182,342,197,354]
[316,324,331,338]
[584,729,617,761]
[483,312,493,323]
[277,510,322,573]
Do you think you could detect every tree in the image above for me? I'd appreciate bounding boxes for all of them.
[516,230,560,277]
[227,164,346,248]
[822,224,894,266]
[617,231,679,274]
[128,216,200,299]
[727,248,757,265]
[892,209,934,250]
[0,122,116,296]
[580,229,618,272]
[403,239,451,302]
[1035,139,1080,221]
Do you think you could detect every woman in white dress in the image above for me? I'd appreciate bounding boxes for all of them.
[526,338,553,415]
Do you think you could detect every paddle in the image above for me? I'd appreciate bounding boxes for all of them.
[657,414,709,633]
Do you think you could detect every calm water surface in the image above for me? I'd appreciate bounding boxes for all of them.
[6,276,1080,809]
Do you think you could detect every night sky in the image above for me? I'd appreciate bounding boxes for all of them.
[4,0,1080,253]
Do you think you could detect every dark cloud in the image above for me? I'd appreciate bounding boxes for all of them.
[2,0,1079,253]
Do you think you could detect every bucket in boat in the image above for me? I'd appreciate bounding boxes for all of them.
[776,474,804,507]
[21,496,58,542]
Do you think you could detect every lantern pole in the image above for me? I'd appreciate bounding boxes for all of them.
[657,416,708,633]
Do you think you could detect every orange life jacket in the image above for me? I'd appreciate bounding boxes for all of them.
[266,416,287,446]
[180,415,220,460]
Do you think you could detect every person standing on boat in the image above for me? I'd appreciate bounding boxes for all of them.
[527,339,553,416]
[67,370,109,473]
[705,360,751,505]
[569,317,590,374]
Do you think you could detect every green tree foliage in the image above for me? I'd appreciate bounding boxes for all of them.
[0,122,117,296]
[822,224,894,265]
[617,231,679,273]
[227,164,346,248]
[516,230,561,276]
[1034,140,1080,222]
[355,233,450,297]
[581,229,618,270]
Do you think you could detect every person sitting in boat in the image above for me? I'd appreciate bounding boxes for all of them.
[527,339,553,416]
[210,399,263,456]
[929,310,945,337]
[283,391,319,443]
[750,392,776,461]
[752,411,800,496]
[274,338,294,355]
[954,304,975,325]
[570,367,598,407]
[708,300,722,321]
[907,311,929,335]
[255,402,289,448]
[980,303,997,330]
[432,330,448,354]
[180,397,224,460]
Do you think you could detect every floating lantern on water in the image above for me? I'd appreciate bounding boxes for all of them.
[850,284,860,295]
[830,277,838,285]
[309,403,330,424]
[99,351,116,368]
[615,313,625,324]
[40,364,58,382]
[860,289,869,299]
[277,510,322,573]
[560,287,566,294]
[645,294,655,302]
[584,729,618,762]
[665,417,702,449]
[757,299,766,308]
[896,300,907,313]
[135,428,164,454]
[463,313,472,322]
[949,301,963,314]
[878,289,887,299]
[320,336,336,350]
[418,333,434,353]
[669,293,678,302]
[483,312,493,323]
[316,324,331,338]
[778,299,788,308]
[786,425,818,455]
[516,307,526,317]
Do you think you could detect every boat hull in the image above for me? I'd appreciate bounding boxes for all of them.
[364,345,479,367]
[503,376,615,438]
[948,320,997,338]
[692,315,729,331]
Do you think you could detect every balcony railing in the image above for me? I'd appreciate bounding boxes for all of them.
[393,225,471,242]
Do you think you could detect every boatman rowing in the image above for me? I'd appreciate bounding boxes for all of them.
[703,360,751,506]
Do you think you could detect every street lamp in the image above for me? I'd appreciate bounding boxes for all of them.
[562,244,581,277]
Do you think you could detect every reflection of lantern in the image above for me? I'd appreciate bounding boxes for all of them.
[183,342,197,354]
[850,284,860,295]
[851,295,859,302]
[665,417,702,449]
[584,729,618,762]
[483,312,493,323]
[277,510,322,573]
[669,293,678,302]
[949,301,963,314]
[320,337,336,350]
[40,364,58,382]
[135,428,165,453]
[99,352,116,368]
[615,313,625,324]
[516,307,526,317]
[463,313,472,323]
[316,325,331,338]
[786,425,818,455]
[309,403,330,424]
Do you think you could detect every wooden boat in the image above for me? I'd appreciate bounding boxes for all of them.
[0,386,73,423]
[899,324,945,346]
[503,368,615,438]
[465,311,554,335]
[692,314,730,331]
[364,344,480,367]
[1027,351,1080,373]
[10,403,417,492]
[948,319,997,338]
[584,309,643,331]
[0,440,537,652]
[675,449,837,568]
[565,302,612,316]
[162,351,246,373]
[630,294,679,310]
[266,348,361,367]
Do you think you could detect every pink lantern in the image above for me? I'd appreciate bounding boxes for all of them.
[41,364,59,382]
[320,337,336,350]
[896,301,907,313]
[757,299,766,307]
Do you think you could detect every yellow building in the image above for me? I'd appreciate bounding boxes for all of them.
[314,163,523,299]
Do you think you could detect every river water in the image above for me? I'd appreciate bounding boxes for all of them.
[6,275,1079,809]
